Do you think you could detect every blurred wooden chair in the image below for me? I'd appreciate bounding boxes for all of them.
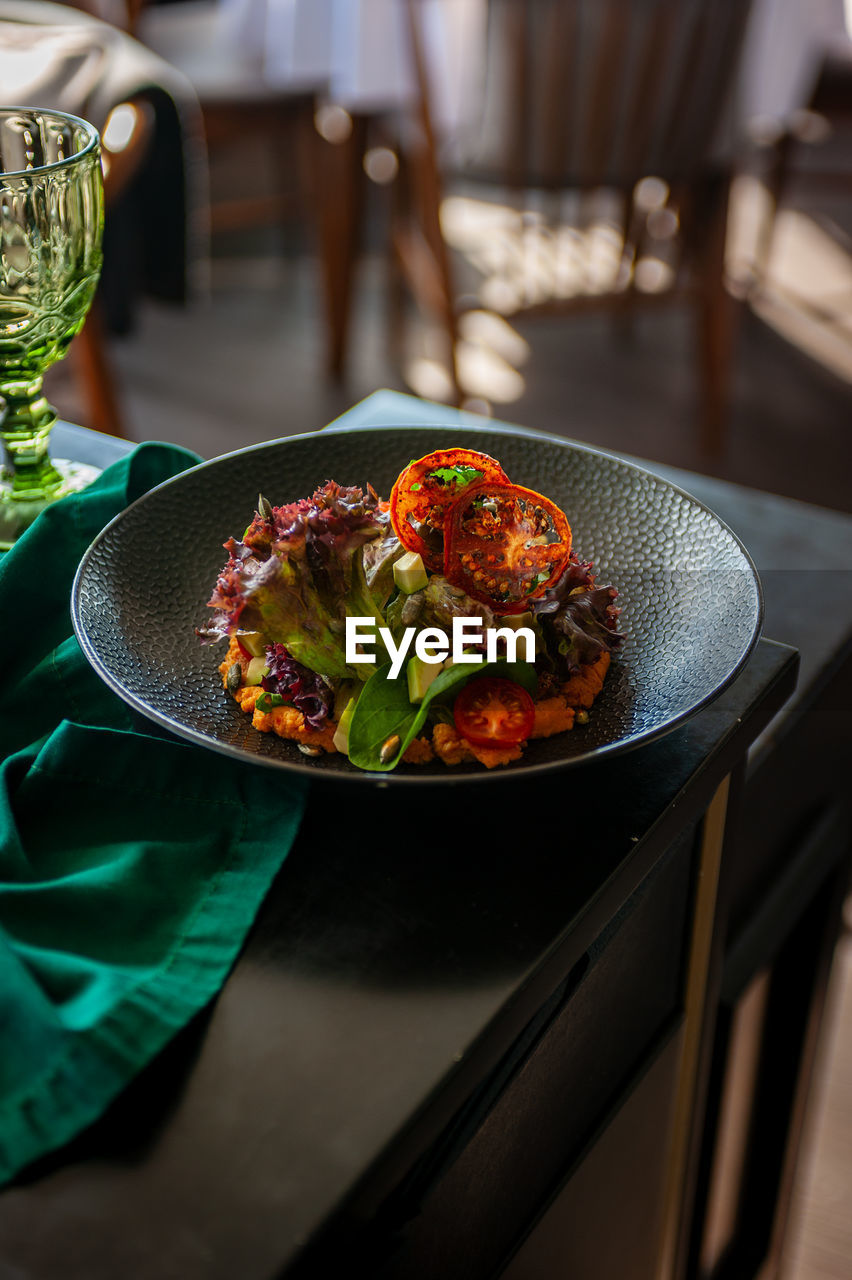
[0,0,173,437]
[73,95,152,437]
[391,0,757,454]
[58,1,312,430]
[136,1,373,380]
[135,1,313,239]
[756,37,852,283]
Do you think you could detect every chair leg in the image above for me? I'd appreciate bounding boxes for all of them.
[71,298,128,439]
[612,188,641,344]
[444,298,463,409]
[695,176,738,458]
[313,112,369,382]
[755,130,794,292]
[386,240,407,374]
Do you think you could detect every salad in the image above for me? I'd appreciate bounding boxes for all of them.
[198,448,622,771]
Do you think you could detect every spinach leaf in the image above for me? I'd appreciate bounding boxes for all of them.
[346,657,537,772]
[346,662,419,771]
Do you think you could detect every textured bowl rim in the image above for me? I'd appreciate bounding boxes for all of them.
[71,424,764,785]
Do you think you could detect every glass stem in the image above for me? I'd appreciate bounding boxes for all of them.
[0,376,61,497]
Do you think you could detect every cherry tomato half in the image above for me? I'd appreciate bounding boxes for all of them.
[390,448,509,573]
[444,481,572,614]
[453,677,535,747]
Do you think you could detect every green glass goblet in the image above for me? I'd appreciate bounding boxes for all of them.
[0,107,104,549]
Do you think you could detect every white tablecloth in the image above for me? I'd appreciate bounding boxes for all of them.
[136,0,852,158]
[219,0,483,130]
[736,0,850,128]
[215,0,850,137]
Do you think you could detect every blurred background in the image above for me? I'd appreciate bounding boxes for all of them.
[1,0,846,513]
[2,1,851,1276]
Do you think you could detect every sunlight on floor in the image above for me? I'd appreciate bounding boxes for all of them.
[441,193,644,309]
[406,185,683,409]
[408,178,852,412]
[728,175,852,386]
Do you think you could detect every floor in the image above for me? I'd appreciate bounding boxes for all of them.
[49,194,852,517]
[44,174,852,1279]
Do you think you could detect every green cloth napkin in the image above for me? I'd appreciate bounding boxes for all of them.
[0,443,306,1185]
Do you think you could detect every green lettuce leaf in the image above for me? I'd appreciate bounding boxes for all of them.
[201,481,390,680]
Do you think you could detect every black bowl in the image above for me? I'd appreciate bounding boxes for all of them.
[71,424,762,784]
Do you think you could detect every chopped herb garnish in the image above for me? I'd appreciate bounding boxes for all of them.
[256,692,287,712]
[527,571,551,593]
[429,465,483,487]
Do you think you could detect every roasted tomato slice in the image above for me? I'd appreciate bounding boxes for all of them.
[444,482,572,614]
[390,448,509,573]
[453,677,535,747]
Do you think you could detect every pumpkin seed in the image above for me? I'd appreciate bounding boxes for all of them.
[226,662,242,694]
[258,493,273,521]
[297,743,322,757]
[380,734,401,763]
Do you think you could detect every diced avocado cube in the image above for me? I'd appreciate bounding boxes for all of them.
[393,551,428,594]
[494,611,534,631]
[245,656,269,685]
[490,612,536,656]
[407,653,443,703]
[333,680,357,722]
[333,695,359,755]
[238,631,266,657]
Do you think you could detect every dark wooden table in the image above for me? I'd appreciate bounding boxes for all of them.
[2,397,849,1280]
